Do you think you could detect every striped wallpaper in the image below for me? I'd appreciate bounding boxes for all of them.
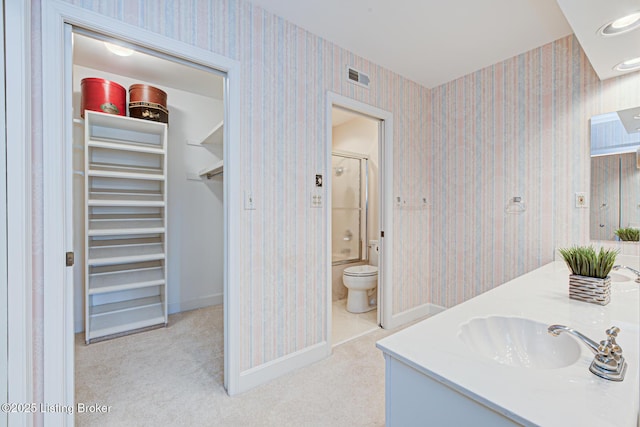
[590,155,621,241]
[422,36,640,310]
[35,0,640,375]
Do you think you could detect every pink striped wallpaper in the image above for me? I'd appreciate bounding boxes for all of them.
[36,0,640,375]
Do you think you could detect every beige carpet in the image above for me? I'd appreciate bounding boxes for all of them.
[75,305,414,427]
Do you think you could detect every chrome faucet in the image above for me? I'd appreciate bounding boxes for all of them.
[548,325,627,381]
[612,265,640,283]
[547,325,599,353]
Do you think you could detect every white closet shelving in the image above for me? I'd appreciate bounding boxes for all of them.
[198,120,224,178]
[84,111,168,343]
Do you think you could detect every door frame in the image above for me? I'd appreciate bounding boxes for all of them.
[326,92,394,341]
[41,2,242,424]
[5,0,33,424]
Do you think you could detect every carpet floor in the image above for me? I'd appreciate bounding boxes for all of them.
[75,305,416,427]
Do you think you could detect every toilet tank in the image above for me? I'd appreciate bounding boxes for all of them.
[368,240,379,266]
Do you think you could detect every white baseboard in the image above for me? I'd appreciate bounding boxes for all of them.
[386,302,446,330]
[74,293,224,333]
[168,293,223,315]
[236,342,330,394]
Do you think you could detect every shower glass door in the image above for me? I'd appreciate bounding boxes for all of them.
[332,153,367,265]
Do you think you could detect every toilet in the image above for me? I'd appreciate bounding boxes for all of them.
[343,240,379,313]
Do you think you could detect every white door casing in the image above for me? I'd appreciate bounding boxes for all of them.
[5,0,34,426]
[326,92,394,342]
[41,3,242,426]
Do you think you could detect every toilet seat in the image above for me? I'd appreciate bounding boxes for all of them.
[343,265,378,277]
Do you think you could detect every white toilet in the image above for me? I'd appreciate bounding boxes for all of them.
[343,240,379,313]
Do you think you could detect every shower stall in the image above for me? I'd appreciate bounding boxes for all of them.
[332,152,368,265]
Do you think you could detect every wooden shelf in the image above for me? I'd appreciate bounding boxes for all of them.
[88,189,165,207]
[86,111,166,144]
[89,213,164,232]
[88,139,165,155]
[84,111,168,343]
[88,218,165,236]
[88,241,165,266]
[89,162,164,177]
[201,120,223,145]
[199,160,224,178]
[88,296,165,341]
[88,266,165,295]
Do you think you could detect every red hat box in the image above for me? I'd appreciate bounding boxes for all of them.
[80,78,126,118]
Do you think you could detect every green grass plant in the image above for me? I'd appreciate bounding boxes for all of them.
[558,246,618,279]
[614,227,640,242]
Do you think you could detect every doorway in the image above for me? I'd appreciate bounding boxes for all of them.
[71,30,225,334]
[70,29,228,408]
[41,5,242,419]
[330,108,380,345]
[326,93,394,346]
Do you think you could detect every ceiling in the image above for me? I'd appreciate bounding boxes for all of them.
[556,0,640,81]
[248,0,640,88]
[73,2,640,94]
[73,33,224,100]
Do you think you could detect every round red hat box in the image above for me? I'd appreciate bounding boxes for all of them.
[80,78,126,118]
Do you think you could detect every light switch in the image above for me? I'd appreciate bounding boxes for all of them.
[244,191,256,210]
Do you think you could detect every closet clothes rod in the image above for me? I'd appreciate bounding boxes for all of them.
[205,171,223,179]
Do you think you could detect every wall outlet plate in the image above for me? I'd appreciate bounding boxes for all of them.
[311,189,322,208]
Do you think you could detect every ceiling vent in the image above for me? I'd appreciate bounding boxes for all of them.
[347,66,370,88]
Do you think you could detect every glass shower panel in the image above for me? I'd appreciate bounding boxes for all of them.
[332,155,364,264]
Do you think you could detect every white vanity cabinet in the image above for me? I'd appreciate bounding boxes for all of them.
[382,354,522,427]
[377,258,640,427]
[84,111,168,343]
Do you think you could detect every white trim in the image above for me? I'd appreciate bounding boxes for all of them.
[386,303,446,330]
[223,55,242,396]
[41,4,243,424]
[74,295,225,333]
[5,1,33,425]
[0,0,7,419]
[326,92,394,345]
[167,294,224,315]
[237,342,329,393]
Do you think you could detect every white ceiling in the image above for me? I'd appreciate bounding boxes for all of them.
[556,0,640,81]
[73,33,224,100]
[248,0,574,88]
[74,2,640,96]
[248,0,640,88]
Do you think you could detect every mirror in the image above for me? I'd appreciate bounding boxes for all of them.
[590,106,640,241]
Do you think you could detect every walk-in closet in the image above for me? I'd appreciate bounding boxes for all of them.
[71,30,226,361]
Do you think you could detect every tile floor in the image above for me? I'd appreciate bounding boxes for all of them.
[331,299,379,346]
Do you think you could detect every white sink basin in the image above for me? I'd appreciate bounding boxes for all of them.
[458,316,581,369]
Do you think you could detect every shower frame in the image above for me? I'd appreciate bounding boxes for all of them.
[331,150,369,266]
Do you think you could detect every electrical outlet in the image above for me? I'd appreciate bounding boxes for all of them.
[244,191,256,210]
[575,192,587,208]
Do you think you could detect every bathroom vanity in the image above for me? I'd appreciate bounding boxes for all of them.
[376,255,640,427]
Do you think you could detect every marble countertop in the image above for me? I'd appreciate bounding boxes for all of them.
[376,255,640,427]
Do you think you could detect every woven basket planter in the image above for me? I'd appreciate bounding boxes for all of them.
[569,274,611,306]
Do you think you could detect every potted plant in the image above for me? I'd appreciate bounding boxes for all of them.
[614,227,640,242]
[558,246,618,306]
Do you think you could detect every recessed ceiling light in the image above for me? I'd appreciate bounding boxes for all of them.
[599,11,640,36]
[635,114,640,120]
[104,41,134,57]
[614,57,640,72]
